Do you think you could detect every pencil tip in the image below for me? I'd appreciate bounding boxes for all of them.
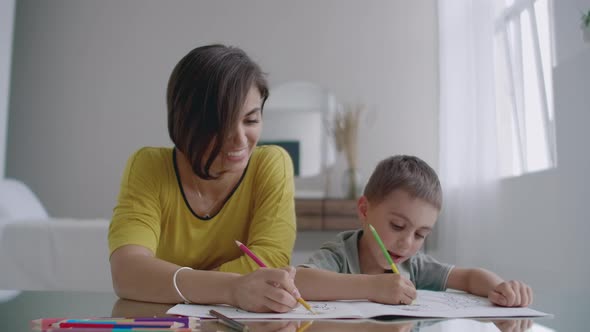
[235,240,242,246]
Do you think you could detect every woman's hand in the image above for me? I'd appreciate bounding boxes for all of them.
[230,267,299,313]
[367,274,416,305]
[488,280,533,307]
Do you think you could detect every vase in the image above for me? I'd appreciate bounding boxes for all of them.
[341,168,363,199]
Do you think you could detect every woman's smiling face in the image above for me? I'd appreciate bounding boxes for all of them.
[205,85,263,177]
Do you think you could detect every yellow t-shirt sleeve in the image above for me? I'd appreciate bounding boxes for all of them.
[108,148,163,256]
[218,146,297,273]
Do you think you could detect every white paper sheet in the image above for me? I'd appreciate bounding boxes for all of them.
[167,290,549,319]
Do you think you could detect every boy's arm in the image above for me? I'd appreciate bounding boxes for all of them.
[295,267,416,305]
[295,267,372,300]
[446,267,533,307]
[446,267,503,296]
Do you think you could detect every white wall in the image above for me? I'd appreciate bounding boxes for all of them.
[0,0,15,178]
[429,1,590,328]
[7,0,438,219]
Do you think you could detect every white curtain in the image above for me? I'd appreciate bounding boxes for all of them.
[431,0,501,264]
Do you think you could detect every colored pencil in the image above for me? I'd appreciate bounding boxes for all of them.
[33,328,197,332]
[32,317,199,330]
[209,310,249,332]
[52,322,183,329]
[57,321,181,327]
[369,224,400,274]
[296,320,313,332]
[234,240,316,314]
[234,240,266,267]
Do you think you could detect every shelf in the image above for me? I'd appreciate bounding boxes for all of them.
[295,198,358,231]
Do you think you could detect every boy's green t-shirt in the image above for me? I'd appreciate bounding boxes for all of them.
[301,229,453,291]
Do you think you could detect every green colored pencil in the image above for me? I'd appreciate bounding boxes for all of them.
[369,224,400,274]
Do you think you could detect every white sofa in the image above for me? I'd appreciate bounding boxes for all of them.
[0,179,325,298]
[0,179,112,296]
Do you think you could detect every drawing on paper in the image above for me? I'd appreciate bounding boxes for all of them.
[413,291,490,311]
[232,302,337,315]
[307,303,338,314]
[166,290,548,319]
[287,302,338,315]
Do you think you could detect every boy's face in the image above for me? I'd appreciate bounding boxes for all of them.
[358,189,439,270]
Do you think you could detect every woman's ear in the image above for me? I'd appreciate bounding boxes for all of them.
[357,196,369,223]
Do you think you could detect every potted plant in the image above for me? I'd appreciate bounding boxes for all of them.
[582,9,590,43]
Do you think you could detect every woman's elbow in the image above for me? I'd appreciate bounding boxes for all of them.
[109,247,143,299]
[110,262,131,299]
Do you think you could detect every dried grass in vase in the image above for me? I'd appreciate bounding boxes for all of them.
[330,103,365,198]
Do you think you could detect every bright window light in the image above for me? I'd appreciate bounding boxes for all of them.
[494,0,556,177]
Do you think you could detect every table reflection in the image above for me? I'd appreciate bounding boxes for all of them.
[111,298,547,332]
[112,298,172,317]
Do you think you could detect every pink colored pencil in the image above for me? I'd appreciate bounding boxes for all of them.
[234,240,316,314]
[235,240,267,267]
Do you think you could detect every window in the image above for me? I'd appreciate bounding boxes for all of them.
[494,0,556,177]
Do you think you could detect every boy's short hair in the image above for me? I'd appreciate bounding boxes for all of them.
[363,155,442,210]
[166,44,269,179]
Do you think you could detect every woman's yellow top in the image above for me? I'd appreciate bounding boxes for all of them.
[108,145,296,274]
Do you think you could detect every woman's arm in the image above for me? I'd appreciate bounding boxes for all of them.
[110,244,300,312]
[110,245,238,304]
[446,267,533,307]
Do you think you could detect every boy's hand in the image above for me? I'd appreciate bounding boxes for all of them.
[367,274,416,305]
[230,267,299,313]
[488,280,533,307]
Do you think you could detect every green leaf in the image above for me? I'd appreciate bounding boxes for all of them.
[582,9,590,27]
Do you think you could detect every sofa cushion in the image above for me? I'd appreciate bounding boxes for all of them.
[0,218,112,292]
[0,179,48,220]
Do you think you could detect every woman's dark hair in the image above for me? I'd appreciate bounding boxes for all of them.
[167,44,269,179]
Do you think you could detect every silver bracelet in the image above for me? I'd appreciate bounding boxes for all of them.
[173,266,193,304]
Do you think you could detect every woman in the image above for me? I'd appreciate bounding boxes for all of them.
[109,44,299,313]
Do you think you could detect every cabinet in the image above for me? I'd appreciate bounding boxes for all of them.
[295,199,358,230]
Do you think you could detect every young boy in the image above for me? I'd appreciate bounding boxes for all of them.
[295,155,533,307]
